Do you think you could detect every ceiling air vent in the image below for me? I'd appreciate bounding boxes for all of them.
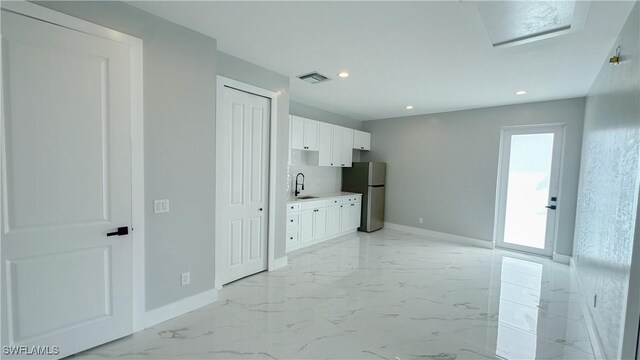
[298,72,330,84]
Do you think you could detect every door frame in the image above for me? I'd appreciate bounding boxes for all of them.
[492,123,566,257]
[0,0,146,333]
[214,76,278,289]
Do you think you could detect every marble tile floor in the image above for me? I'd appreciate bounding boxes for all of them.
[73,229,595,360]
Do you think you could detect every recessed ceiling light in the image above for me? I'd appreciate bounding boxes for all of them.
[405,105,414,110]
[515,90,528,95]
[337,72,350,78]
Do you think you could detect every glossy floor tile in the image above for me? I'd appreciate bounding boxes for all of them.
[73,229,595,359]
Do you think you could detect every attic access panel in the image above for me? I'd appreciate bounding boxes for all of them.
[477,1,589,47]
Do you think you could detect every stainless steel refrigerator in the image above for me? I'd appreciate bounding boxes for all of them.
[342,162,386,232]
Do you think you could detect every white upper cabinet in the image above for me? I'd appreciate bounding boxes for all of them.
[328,125,353,167]
[353,130,371,150]
[317,122,333,166]
[330,126,342,167]
[340,127,354,167]
[290,115,369,167]
[291,115,319,150]
[290,115,304,150]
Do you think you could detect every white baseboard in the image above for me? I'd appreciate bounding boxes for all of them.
[569,258,606,359]
[144,288,218,328]
[384,222,495,249]
[273,256,288,270]
[552,252,571,265]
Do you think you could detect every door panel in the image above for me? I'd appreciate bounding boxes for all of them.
[303,118,319,150]
[331,125,342,167]
[249,109,265,203]
[341,205,351,232]
[290,115,304,150]
[218,87,270,285]
[495,125,564,256]
[229,220,243,266]
[314,208,327,239]
[369,162,387,186]
[230,102,244,205]
[341,127,354,167]
[1,10,133,357]
[248,216,263,261]
[368,186,386,231]
[300,209,314,243]
[326,205,341,236]
[317,122,333,166]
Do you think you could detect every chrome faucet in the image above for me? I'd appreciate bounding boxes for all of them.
[294,173,305,197]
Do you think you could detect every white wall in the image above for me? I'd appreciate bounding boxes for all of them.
[572,4,640,359]
[361,98,585,256]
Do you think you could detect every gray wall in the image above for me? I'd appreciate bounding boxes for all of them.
[217,51,290,259]
[361,98,585,256]
[37,1,218,311]
[290,101,363,130]
[572,3,640,359]
[288,102,362,196]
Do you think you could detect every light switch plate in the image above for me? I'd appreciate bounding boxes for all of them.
[154,199,170,214]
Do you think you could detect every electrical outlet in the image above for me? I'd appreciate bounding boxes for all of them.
[181,272,190,286]
[419,217,424,224]
[154,199,170,214]
[593,293,597,308]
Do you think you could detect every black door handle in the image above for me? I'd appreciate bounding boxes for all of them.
[545,205,557,210]
[259,208,263,211]
[107,226,129,237]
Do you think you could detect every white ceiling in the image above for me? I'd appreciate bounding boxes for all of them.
[128,1,635,121]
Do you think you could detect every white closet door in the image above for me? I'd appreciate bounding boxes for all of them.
[218,86,270,285]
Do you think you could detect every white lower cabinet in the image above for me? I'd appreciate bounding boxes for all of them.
[299,209,315,244]
[313,207,328,239]
[351,202,362,229]
[286,232,299,249]
[326,204,342,236]
[340,203,352,232]
[287,195,362,253]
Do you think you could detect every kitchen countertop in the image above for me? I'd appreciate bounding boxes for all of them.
[287,191,361,203]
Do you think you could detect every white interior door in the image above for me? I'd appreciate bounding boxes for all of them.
[495,125,564,256]
[217,86,270,285]
[1,10,133,358]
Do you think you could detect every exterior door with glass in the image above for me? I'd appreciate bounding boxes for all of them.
[495,125,565,256]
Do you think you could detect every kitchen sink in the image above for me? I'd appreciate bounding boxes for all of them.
[296,196,318,200]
